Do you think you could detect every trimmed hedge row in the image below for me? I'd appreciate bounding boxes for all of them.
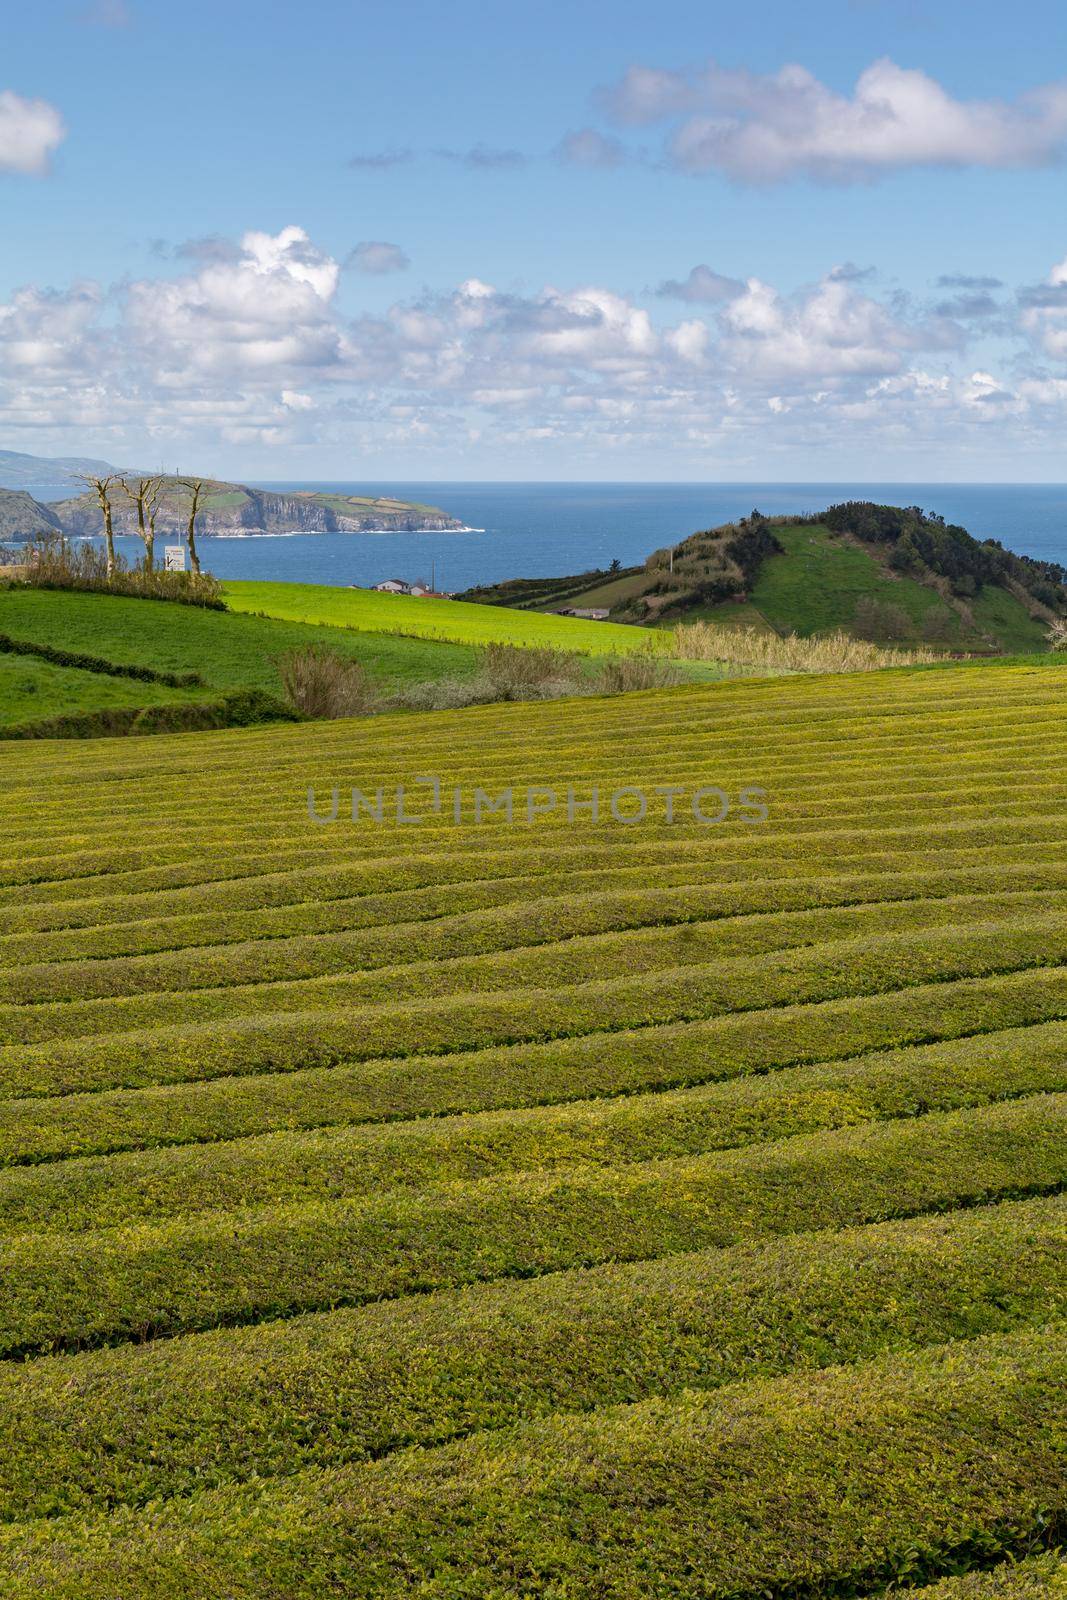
[4,1017,1065,1234]
[2,834,1062,951]
[903,1554,1067,1597]
[3,853,1066,974]
[0,1195,1058,1522]
[0,1326,1061,1598]
[0,632,205,687]
[4,967,1065,1164]
[0,1094,1061,1358]
[5,883,1066,1008]
[6,882,1067,1013]
[5,913,1067,1093]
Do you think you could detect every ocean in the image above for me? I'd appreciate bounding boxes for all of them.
[84,482,1067,590]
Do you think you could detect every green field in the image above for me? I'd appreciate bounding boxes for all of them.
[223,578,673,654]
[0,588,731,736]
[0,652,216,729]
[0,588,482,702]
[0,660,1063,1592]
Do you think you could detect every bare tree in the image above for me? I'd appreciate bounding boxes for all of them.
[179,479,210,575]
[79,474,119,580]
[120,476,165,572]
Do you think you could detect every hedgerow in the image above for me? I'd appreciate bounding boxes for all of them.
[0,659,1064,1590]
[1,689,299,741]
[0,1326,1061,1598]
[4,1019,1065,1233]
[0,1196,1057,1522]
[0,1094,1061,1358]
[0,632,205,686]
[902,1554,1067,1597]
[5,883,1067,1007]
[4,912,1066,1092]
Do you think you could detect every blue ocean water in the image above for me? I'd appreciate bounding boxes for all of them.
[93,482,1067,591]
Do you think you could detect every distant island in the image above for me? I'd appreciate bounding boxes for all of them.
[0,453,465,540]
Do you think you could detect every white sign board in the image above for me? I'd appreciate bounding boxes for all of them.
[164,546,186,573]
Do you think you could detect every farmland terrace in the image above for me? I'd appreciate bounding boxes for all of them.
[0,660,1064,1595]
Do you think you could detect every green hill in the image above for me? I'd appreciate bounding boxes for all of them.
[463,502,1067,656]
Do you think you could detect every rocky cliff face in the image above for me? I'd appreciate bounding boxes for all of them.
[0,490,64,541]
[46,482,464,537]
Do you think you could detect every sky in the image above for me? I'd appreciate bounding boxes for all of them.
[4,0,1067,480]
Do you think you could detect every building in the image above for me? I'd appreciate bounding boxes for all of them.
[372,578,413,594]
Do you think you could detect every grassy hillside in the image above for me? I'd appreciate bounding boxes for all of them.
[223,578,677,654]
[0,652,216,729]
[467,505,1062,656]
[0,587,482,694]
[0,660,1063,1590]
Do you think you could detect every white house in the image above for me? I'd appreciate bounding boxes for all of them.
[372,579,413,594]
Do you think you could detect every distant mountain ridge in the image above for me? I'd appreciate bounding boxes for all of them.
[0,449,118,495]
[0,460,464,539]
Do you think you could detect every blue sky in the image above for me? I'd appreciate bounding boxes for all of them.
[4,0,1067,479]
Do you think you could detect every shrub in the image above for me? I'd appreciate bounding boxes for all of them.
[0,1327,1061,1594]
[276,647,381,718]
[0,1196,1058,1521]
[853,596,912,642]
[12,536,224,609]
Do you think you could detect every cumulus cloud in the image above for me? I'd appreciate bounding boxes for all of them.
[1018,256,1067,359]
[5,223,1067,470]
[656,264,744,303]
[556,128,627,168]
[347,241,410,275]
[594,57,1067,183]
[0,90,66,177]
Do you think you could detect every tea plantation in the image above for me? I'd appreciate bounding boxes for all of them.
[0,660,1064,1595]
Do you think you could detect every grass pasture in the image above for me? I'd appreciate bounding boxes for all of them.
[223,577,676,654]
[0,660,1064,1593]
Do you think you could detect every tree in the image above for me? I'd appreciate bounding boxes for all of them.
[79,474,119,580]
[120,476,164,571]
[179,479,210,575]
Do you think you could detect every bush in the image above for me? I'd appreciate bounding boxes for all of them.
[0,1196,1058,1521]
[852,596,912,642]
[12,536,224,609]
[276,647,381,718]
[0,1327,1062,1594]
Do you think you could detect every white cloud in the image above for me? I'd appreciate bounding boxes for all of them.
[348,241,410,275]
[597,57,1067,183]
[556,128,627,168]
[4,223,1067,471]
[0,91,66,177]
[657,265,744,303]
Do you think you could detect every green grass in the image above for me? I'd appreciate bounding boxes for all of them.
[0,585,481,697]
[969,582,1051,653]
[0,662,1064,1588]
[223,577,671,654]
[0,653,215,729]
[750,523,963,639]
